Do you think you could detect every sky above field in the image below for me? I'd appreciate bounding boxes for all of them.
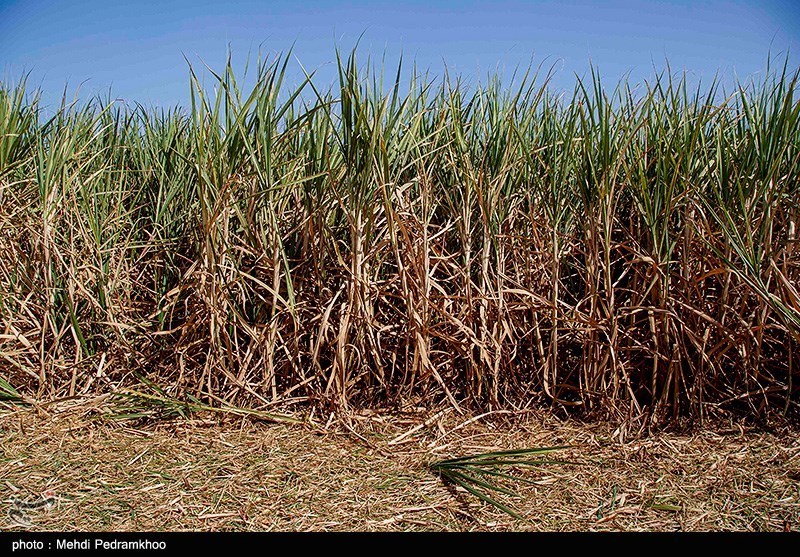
[1,0,799,108]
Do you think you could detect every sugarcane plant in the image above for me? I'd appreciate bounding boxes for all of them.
[0,46,798,425]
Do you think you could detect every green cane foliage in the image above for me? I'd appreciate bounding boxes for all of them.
[107,374,301,424]
[430,446,572,520]
[0,376,23,402]
[0,75,38,179]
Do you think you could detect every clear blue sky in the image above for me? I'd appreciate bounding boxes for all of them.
[2,0,799,109]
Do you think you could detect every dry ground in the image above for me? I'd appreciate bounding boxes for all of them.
[1,402,799,531]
